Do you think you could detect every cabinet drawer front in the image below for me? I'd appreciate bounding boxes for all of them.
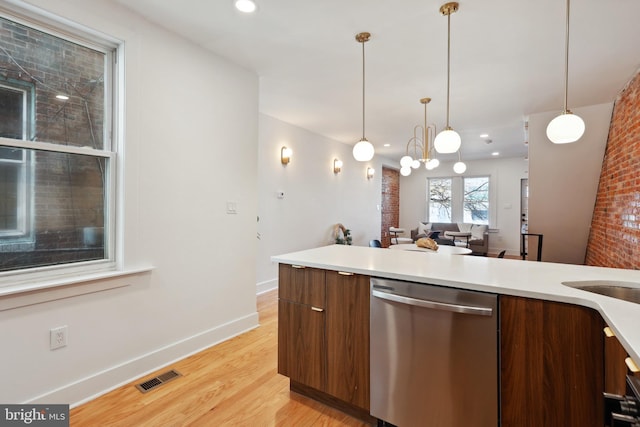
[279,263,326,307]
[277,300,326,392]
[325,270,370,410]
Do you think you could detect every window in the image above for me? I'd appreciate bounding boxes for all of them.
[0,82,33,245]
[428,178,452,222]
[0,11,118,278]
[463,177,489,224]
[428,176,491,225]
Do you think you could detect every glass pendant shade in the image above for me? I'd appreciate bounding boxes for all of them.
[400,155,413,168]
[411,159,420,169]
[546,112,585,144]
[434,128,461,154]
[353,138,375,161]
[400,156,413,168]
[400,166,412,176]
[453,161,467,174]
[426,158,440,170]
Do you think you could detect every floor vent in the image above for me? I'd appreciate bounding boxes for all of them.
[135,369,182,393]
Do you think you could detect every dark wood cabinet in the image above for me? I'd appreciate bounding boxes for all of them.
[500,295,604,427]
[279,264,617,425]
[325,270,370,410]
[277,264,372,420]
[604,326,630,396]
[277,264,326,391]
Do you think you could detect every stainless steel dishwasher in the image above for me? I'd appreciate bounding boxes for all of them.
[370,278,498,427]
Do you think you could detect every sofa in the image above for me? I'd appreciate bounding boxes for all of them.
[411,222,489,256]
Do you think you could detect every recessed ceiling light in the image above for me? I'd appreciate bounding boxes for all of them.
[491,152,500,156]
[383,143,390,147]
[480,133,489,138]
[235,0,256,13]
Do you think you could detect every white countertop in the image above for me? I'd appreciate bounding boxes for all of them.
[272,244,640,363]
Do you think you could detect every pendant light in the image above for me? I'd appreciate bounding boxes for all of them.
[546,0,585,144]
[400,97,439,176]
[434,2,461,154]
[353,32,375,162]
[453,151,466,174]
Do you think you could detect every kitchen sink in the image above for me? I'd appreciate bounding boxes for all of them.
[561,280,640,304]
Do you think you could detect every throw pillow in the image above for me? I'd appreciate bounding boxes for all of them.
[457,223,472,233]
[471,224,488,240]
[418,222,432,236]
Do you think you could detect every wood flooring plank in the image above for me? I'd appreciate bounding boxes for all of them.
[70,289,372,427]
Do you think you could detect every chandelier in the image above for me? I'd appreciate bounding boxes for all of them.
[400,98,440,176]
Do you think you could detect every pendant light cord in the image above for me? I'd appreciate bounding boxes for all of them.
[563,0,570,113]
[445,11,451,128]
[423,102,428,159]
[362,40,366,140]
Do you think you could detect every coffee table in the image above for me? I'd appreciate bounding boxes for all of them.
[444,231,472,247]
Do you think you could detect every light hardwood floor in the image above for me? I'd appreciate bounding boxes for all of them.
[70,289,371,426]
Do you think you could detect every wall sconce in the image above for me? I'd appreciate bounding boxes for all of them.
[333,158,343,174]
[281,146,292,165]
[366,167,375,179]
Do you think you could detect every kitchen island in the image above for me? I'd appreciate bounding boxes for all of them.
[273,244,640,426]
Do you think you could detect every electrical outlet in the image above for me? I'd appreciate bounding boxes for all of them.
[50,326,68,350]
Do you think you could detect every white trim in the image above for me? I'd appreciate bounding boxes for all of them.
[0,266,153,311]
[256,278,278,295]
[0,0,122,51]
[26,311,260,407]
[0,138,113,157]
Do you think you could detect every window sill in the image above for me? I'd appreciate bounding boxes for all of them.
[0,267,154,311]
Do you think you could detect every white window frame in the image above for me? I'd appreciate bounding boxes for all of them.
[0,83,33,241]
[0,1,129,294]
[427,175,494,226]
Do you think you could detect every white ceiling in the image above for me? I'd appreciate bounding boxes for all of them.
[115,0,640,163]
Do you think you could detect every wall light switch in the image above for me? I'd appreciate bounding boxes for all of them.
[226,202,238,214]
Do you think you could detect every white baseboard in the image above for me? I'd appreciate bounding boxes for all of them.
[28,312,259,408]
[256,278,278,295]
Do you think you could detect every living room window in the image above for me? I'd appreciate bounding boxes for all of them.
[0,11,119,280]
[428,176,491,225]
[428,178,452,222]
[463,176,489,224]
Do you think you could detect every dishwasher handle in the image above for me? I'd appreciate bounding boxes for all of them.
[372,289,493,317]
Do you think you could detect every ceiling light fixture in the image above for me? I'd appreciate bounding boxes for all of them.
[434,2,461,154]
[352,32,375,162]
[234,0,256,13]
[453,151,466,174]
[399,97,439,176]
[546,0,585,144]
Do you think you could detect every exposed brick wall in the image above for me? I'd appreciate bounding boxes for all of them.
[585,69,640,269]
[381,167,400,248]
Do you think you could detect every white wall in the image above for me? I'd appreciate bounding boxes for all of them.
[528,102,613,264]
[0,0,258,405]
[256,114,388,291]
[399,157,529,256]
